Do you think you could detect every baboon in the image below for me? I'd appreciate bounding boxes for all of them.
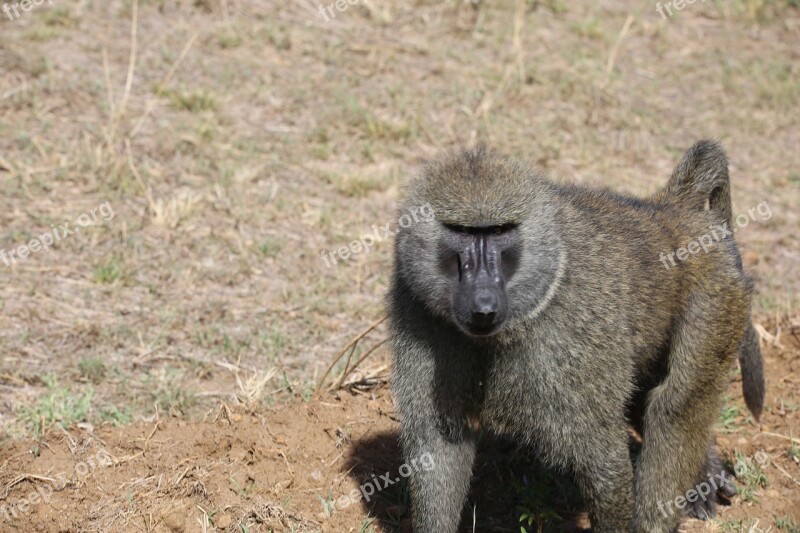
[388,141,765,532]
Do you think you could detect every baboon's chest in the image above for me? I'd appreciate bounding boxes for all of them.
[477,341,632,438]
[477,350,565,434]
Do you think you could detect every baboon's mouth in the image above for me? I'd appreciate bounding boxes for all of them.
[463,321,503,337]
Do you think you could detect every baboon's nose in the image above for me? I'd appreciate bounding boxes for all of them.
[472,290,498,326]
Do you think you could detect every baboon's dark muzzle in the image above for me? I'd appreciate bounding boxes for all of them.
[455,235,508,335]
[470,285,499,327]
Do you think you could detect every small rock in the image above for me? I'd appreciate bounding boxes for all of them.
[162,510,185,532]
[216,513,233,529]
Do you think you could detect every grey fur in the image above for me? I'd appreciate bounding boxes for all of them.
[388,141,764,532]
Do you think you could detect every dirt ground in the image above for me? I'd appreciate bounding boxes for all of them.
[0,0,798,531]
[0,323,797,532]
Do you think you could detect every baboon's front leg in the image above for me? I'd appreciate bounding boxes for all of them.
[576,438,635,533]
[391,328,479,533]
[400,420,476,533]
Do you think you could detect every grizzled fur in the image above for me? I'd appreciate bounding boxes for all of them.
[389,141,764,532]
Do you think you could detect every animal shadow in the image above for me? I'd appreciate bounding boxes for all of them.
[344,430,587,532]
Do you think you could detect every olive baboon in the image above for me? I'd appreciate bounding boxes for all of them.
[388,141,764,532]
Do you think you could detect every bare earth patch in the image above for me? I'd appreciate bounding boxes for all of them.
[0,321,797,532]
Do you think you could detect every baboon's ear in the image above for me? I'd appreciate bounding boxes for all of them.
[665,140,731,223]
[667,140,728,197]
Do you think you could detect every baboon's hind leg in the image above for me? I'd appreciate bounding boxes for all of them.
[633,288,747,532]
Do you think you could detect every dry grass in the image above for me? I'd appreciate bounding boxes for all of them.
[0,0,798,529]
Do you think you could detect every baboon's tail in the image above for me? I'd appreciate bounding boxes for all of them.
[738,321,765,421]
[663,139,732,227]
[664,140,765,420]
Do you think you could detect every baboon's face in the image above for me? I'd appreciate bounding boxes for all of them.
[396,148,564,336]
[438,223,521,336]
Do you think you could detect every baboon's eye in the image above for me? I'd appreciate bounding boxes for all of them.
[443,223,517,236]
[491,224,518,235]
[443,223,471,235]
